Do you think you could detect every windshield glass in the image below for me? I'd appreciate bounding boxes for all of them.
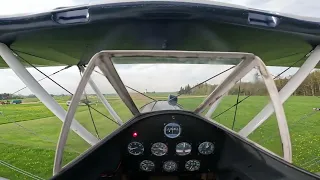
[0,0,320,22]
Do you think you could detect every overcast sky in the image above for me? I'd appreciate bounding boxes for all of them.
[0,0,316,95]
[0,64,299,95]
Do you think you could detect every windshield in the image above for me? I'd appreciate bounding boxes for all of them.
[1,0,320,22]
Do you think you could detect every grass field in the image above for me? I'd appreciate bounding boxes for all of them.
[0,95,319,179]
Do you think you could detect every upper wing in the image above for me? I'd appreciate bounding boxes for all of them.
[0,1,318,68]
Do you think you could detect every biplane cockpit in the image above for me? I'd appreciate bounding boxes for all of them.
[0,1,320,180]
[51,108,319,180]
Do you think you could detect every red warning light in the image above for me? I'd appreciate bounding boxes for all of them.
[132,132,138,138]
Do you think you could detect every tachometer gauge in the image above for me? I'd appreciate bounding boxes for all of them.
[176,142,192,156]
[163,161,177,172]
[151,142,168,156]
[140,160,155,172]
[185,160,200,171]
[198,142,214,155]
[128,142,144,155]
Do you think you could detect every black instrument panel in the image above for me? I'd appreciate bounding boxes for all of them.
[51,110,320,180]
[120,113,225,174]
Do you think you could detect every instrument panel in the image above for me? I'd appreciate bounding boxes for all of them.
[51,111,320,180]
[121,113,225,174]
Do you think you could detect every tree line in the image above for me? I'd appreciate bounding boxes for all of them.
[178,70,320,96]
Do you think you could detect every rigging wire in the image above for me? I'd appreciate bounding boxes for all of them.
[87,105,119,125]
[93,70,157,102]
[258,111,318,145]
[253,108,319,170]
[0,112,82,154]
[8,50,319,173]
[94,65,236,106]
[0,160,45,180]
[164,65,237,104]
[12,53,118,126]
[212,53,309,120]
[78,67,101,140]
[86,102,101,139]
[125,85,157,101]
[177,65,236,97]
[231,79,241,130]
[15,52,74,95]
[301,157,320,168]
[11,65,72,95]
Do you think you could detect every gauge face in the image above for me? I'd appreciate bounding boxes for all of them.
[164,123,181,138]
[151,142,168,156]
[163,161,178,172]
[140,160,155,172]
[127,142,144,155]
[185,160,200,171]
[198,142,215,155]
[176,142,192,156]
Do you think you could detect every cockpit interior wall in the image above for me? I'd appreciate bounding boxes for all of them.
[1,1,319,67]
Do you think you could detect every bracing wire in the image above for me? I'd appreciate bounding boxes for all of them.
[86,104,101,140]
[177,65,236,97]
[86,105,120,125]
[301,157,320,168]
[0,160,45,180]
[258,111,318,145]
[165,65,236,103]
[0,112,82,154]
[212,53,309,120]
[93,70,157,102]
[253,105,319,170]
[11,65,72,95]
[80,68,120,126]
[125,85,157,101]
[11,53,118,126]
[78,67,101,140]
[231,79,241,130]
[15,52,74,95]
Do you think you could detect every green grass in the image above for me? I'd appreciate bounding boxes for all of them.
[0,103,89,125]
[0,95,319,179]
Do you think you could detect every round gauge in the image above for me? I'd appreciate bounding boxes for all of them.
[176,142,192,156]
[127,142,144,155]
[198,142,215,155]
[185,160,200,171]
[163,161,178,172]
[140,160,155,172]
[151,142,168,156]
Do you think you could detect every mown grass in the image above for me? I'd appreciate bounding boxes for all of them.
[0,95,319,179]
[0,103,89,125]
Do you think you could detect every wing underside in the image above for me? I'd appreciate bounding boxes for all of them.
[0,1,319,68]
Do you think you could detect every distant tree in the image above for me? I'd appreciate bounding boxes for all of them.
[27,94,36,98]
[177,69,320,96]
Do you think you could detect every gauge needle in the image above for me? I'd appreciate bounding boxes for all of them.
[128,147,137,150]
